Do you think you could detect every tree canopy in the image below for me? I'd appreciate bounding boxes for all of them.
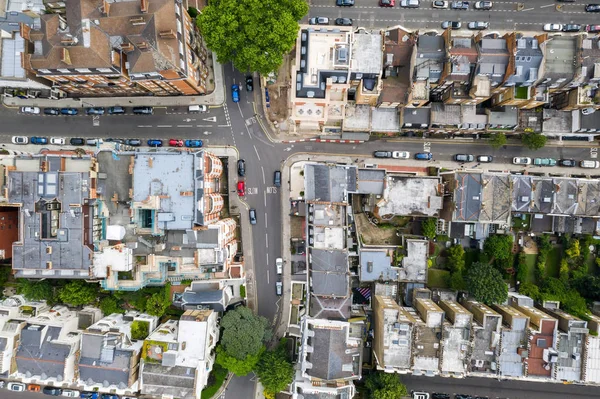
[465,262,508,305]
[197,0,309,74]
[421,218,437,240]
[522,132,547,150]
[483,234,513,262]
[219,306,272,360]
[216,346,264,376]
[16,279,54,302]
[99,296,124,316]
[364,371,408,399]
[446,245,465,273]
[255,340,294,395]
[145,291,170,317]
[130,320,150,341]
[58,280,97,306]
[489,133,507,149]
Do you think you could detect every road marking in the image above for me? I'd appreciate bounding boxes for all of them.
[261,166,266,185]
[267,187,278,194]
[157,125,172,128]
[591,148,598,159]
[218,124,231,127]
[137,125,152,128]
[266,253,269,265]
[267,270,270,284]
[521,7,534,11]
[540,4,554,7]
[253,145,261,161]
[265,212,268,229]
[264,192,267,207]
[92,115,99,127]
[424,141,431,152]
[176,125,193,128]
[196,124,212,127]
[203,116,217,122]
[247,187,258,195]
[265,233,269,248]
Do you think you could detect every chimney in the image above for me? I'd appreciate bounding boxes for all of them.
[121,42,134,52]
[20,23,31,40]
[137,41,148,50]
[140,0,148,13]
[159,29,176,39]
[60,36,76,45]
[102,0,110,16]
[60,48,72,65]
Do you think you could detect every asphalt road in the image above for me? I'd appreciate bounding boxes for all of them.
[308,0,600,32]
[400,374,600,399]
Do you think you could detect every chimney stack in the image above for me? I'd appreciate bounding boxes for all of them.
[60,48,72,65]
[140,0,148,13]
[121,42,134,52]
[102,0,110,16]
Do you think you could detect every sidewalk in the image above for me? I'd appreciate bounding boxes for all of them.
[2,55,225,108]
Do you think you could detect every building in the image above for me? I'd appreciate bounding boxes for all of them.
[0,209,19,260]
[303,164,357,205]
[173,280,234,312]
[372,295,416,373]
[583,314,600,384]
[376,176,443,219]
[470,36,511,103]
[539,35,579,93]
[21,0,210,96]
[410,34,446,106]
[460,299,502,375]
[412,298,444,376]
[309,249,349,298]
[438,300,472,377]
[140,309,219,399]
[492,303,529,378]
[380,27,416,108]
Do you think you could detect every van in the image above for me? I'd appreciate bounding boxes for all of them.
[132,106,153,115]
[188,105,208,113]
[580,160,600,169]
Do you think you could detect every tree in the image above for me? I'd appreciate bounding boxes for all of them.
[219,306,272,361]
[516,252,528,284]
[489,133,507,149]
[216,346,264,376]
[197,0,309,74]
[16,279,54,302]
[99,296,124,316]
[255,340,294,395]
[565,239,581,259]
[449,270,467,291]
[364,371,408,399]
[446,245,465,273]
[145,292,170,317]
[421,218,437,240]
[559,259,570,283]
[58,280,97,306]
[522,132,547,150]
[465,262,508,305]
[519,282,541,301]
[537,234,552,254]
[483,234,513,262]
[130,320,150,341]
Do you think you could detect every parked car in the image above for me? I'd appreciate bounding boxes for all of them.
[133,106,153,115]
[558,158,576,167]
[275,281,283,296]
[454,154,474,162]
[474,0,492,9]
[582,107,596,115]
[245,75,254,92]
[441,21,462,29]
[44,108,60,115]
[392,151,410,159]
[415,152,433,160]
[86,138,103,146]
[412,393,430,399]
[586,24,600,32]
[108,106,126,114]
[580,160,600,168]
[43,386,63,395]
[62,390,80,397]
[431,394,451,399]
[237,181,245,196]
[231,84,240,102]
[85,107,105,115]
[400,0,420,7]
[147,139,163,147]
[21,106,40,114]
[335,17,353,26]
[28,384,41,392]
[169,139,184,147]
[31,136,48,145]
[586,4,600,12]
[7,382,26,391]
[60,108,78,115]
[432,0,448,7]
[188,105,208,113]
[513,157,532,165]
[468,21,489,30]
[562,24,581,32]
[100,394,118,399]
[50,137,66,145]
[477,155,493,163]
[249,208,257,225]
[336,0,354,5]
[379,0,395,5]
[125,139,141,146]
[70,137,85,146]
[373,151,393,158]
[451,1,469,9]
[79,392,98,399]
[237,159,246,177]
[534,157,557,166]
[274,170,282,187]
[308,16,330,25]
[12,136,28,144]
[185,139,203,148]
[105,138,124,143]
[276,258,283,274]
[543,23,563,32]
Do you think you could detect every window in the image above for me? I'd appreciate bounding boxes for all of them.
[57,68,71,73]
[96,68,113,73]
[38,69,51,74]
[75,68,91,73]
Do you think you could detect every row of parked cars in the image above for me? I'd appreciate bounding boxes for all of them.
[543,23,600,33]
[513,157,600,168]
[11,136,203,148]
[20,106,155,116]
[0,381,127,398]
[373,150,433,160]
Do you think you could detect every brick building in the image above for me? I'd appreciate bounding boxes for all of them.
[20,0,209,96]
[0,209,19,260]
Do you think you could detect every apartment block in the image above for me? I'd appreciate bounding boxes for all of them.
[0,209,19,260]
[21,0,210,97]
[461,299,502,375]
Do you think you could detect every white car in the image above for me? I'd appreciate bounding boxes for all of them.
[474,0,493,9]
[544,23,563,32]
[412,393,430,399]
[513,157,532,165]
[392,151,411,159]
[432,0,449,8]
[7,382,26,391]
[581,107,596,115]
[21,106,40,114]
[62,390,80,397]
[276,258,283,274]
[12,136,29,144]
[50,137,66,145]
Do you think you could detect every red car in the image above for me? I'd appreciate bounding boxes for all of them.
[586,24,600,33]
[237,181,245,196]
[380,0,395,5]
[169,139,184,147]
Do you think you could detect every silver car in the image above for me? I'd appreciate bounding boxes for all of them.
[308,17,329,25]
[513,157,532,165]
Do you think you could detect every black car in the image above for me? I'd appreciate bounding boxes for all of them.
[125,139,141,146]
[373,151,392,158]
[274,170,282,187]
[586,4,600,11]
[42,387,62,395]
[335,17,353,26]
[44,108,60,115]
[431,394,451,399]
[562,24,581,32]
[336,0,355,5]
[558,158,576,167]
[455,395,472,399]
[133,106,153,115]
[245,76,253,92]
[237,159,246,177]
[70,137,85,146]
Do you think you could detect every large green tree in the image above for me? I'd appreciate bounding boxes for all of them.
[465,262,508,305]
[99,296,124,316]
[16,279,54,302]
[522,132,547,150]
[364,371,408,399]
[483,234,513,262]
[216,346,264,376]
[489,133,507,149]
[446,245,465,273]
[197,0,309,74]
[421,218,437,240]
[58,280,97,306]
[130,320,150,341]
[255,340,294,395]
[219,306,272,361]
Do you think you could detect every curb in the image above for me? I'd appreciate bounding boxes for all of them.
[282,138,365,144]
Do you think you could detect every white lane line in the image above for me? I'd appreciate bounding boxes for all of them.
[267,270,270,284]
[176,125,193,128]
[264,191,267,207]
[137,125,153,128]
[266,233,269,248]
[253,145,261,161]
[266,253,269,266]
[261,166,266,185]
[218,124,231,127]
[540,4,554,7]
[521,7,533,11]
[196,124,213,127]
[157,125,172,128]
[265,212,268,229]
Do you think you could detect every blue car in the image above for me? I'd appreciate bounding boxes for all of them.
[100,394,118,399]
[185,139,203,148]
[147,139,162,147]
[231,84,240,103]
[80,392,98,399]
[30,136,48,145]
[414,152,433,160]
[60,108,78,115]
[86,107,105,115]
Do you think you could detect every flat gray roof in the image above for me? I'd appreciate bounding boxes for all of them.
[378,176,442,218]
[304,164,357,203]
[359,249,395,282]
[351,32,383,75]
[310,249,349,297]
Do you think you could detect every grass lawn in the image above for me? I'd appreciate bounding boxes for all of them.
[525,254,537,283]
[545,246,562,278]
[512,214,531,231]
[428,269,450,288]
[201,364,228,399]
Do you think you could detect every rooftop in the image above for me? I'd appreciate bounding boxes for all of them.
[351,31,383,75]
[544,36,577,77]
[505,36,543,86]
[415,35,445,83]
[359,249,396,282]
[402,106,431,127]
[477,38,510,86]
[310,249,349,297]
[377,176,442,218]
[399,239,428,283]
[304,164,357,204]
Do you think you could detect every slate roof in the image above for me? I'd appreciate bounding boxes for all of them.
[403,107,431,127]
[453,173,482,222]
[307,326,356,380]
[477,38,510,86]
[310,249,349,297]
[504,37,543,86]
[16,325,69,379]
[78,333,132,387]
[141,363,196,399]
[304,164,357,203]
